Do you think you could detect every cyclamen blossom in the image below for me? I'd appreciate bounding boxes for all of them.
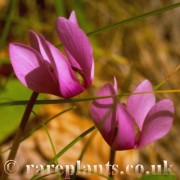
[90,78,174,150]
[9,11,94,98]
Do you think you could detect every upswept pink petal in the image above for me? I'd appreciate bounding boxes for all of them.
[127,80,156,131]
[29,31,84,98]
[45,41,85,98]
[9,43,59,95]
[29,31,52,64]
[113,77,118,94]
[113,104,136,150]
[90,82,117,146]
[56,15,94,88]
[29,31,59,87]
[68,10,79,26]
[137,99,174,148]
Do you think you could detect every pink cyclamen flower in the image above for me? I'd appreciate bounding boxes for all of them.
[90,78,174,150]
[9,11,94,98]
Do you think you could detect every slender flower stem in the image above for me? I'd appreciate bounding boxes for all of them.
[109,148,116,179]
[1,91,39,180]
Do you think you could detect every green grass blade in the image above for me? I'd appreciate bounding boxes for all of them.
[87,3,180,36]
[47,126,96,165]
[0,90,180,106]
[30,125,96,180]
[154,65,180,90]
[32,111,58,164]
[32,111,62,179]
[0,106,75,156]
[72,131,97,180]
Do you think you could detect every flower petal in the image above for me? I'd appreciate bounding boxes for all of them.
[113,76,118,94]
[29,30,52,65]
[113,104,136,150]
[9,43,59,95]
[68,10,79,26]
[45,40,85,98]
[137,99,174,148]
[90,82,117,146]
[29,31,59,86]
[29,31,84,98]
[56,15,94,88]
[127,80,155,130]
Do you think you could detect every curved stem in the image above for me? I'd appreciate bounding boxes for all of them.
[1,91,39,180]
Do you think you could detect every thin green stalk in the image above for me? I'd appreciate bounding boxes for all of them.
[1,89,179,106]
[55,3,180,48]
[0,106,76,156]
[72,130,97,180]
[32,111,58,164]
[87,3,180,36]
[32,111,62,180]
[31,102,115,179]
[154,64,180,90]
[48,126,95,165]
[0,91,39,180]
[24,106,77,140]
[0,94,127,106]
[30,125,96,180]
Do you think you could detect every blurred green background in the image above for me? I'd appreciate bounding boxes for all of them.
[0,0,179,179]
